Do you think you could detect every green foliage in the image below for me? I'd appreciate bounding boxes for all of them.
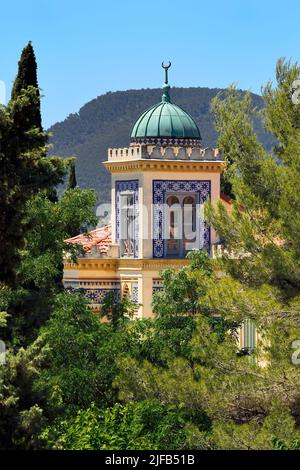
[21,189,96,287]
[152,250,213,318]
[101,291,137,330]
[42,401,188,450]
[200,59,300,446]
[208,61,300,292]
[149,251,226,361]
[36,292,123,411]
[11,41,42,130]
[0,43,67,284]
[11,42,38,100]
[0,335,46,449]
[67,159,77,191]
[272,437,300,450]
[2,187,97,345]
[212,401,299,450]
[0,44,103,451]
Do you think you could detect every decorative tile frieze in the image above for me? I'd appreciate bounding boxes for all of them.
[132,283,139,304]
[131,137,201,147]
[152,277,164,294]
[63,279,121,310]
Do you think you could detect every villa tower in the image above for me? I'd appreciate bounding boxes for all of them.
[63,63,224,317]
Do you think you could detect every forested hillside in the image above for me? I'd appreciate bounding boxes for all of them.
[48,87,274,201]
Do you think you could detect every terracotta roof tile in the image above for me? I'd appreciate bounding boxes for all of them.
[65,224,112,253]
[220,192,233,204]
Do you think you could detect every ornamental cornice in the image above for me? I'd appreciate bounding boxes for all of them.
[104,159,223,173]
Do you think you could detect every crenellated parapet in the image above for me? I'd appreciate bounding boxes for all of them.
[107,145,222,162]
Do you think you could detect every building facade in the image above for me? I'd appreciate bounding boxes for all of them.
[63,64,226,318]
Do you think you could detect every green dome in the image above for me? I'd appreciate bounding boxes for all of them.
[130,66,201,147]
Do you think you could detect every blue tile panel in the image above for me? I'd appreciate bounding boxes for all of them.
[63,279,121,311]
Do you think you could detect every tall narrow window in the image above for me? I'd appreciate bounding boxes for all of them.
[183,195,196,254]
[165,193,197,257]
[166,195,181,256]
[120,193,135,257]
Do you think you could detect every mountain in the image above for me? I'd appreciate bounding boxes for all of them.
[48,87,274,202]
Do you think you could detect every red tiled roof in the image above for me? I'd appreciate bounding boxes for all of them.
[220,192,233,204]
[65,224,112,253]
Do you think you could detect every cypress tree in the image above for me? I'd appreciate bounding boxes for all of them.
[67,160,77,189]
[11,41,42,129]
[0,43,66,284]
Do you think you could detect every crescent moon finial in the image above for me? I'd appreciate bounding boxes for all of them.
[162,61,171,70]
[162,61,171,84]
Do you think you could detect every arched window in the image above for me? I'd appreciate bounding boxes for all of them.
[165,193,197,257]
[166,195,180,238]
[166,195,181,256]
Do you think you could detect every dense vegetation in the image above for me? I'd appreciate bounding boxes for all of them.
[48,86,275,201]
[2,44,300,450]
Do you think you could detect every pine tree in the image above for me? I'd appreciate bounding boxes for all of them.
[209,60,300,292]
[113,61,300,450]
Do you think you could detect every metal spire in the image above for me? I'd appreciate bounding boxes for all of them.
[161,61,171,103]
[162,61,171,84]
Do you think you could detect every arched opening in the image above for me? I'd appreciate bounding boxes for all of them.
[166,195,181,256]
[164,193,198,258]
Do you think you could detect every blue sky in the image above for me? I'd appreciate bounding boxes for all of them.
[1,0,299,128]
